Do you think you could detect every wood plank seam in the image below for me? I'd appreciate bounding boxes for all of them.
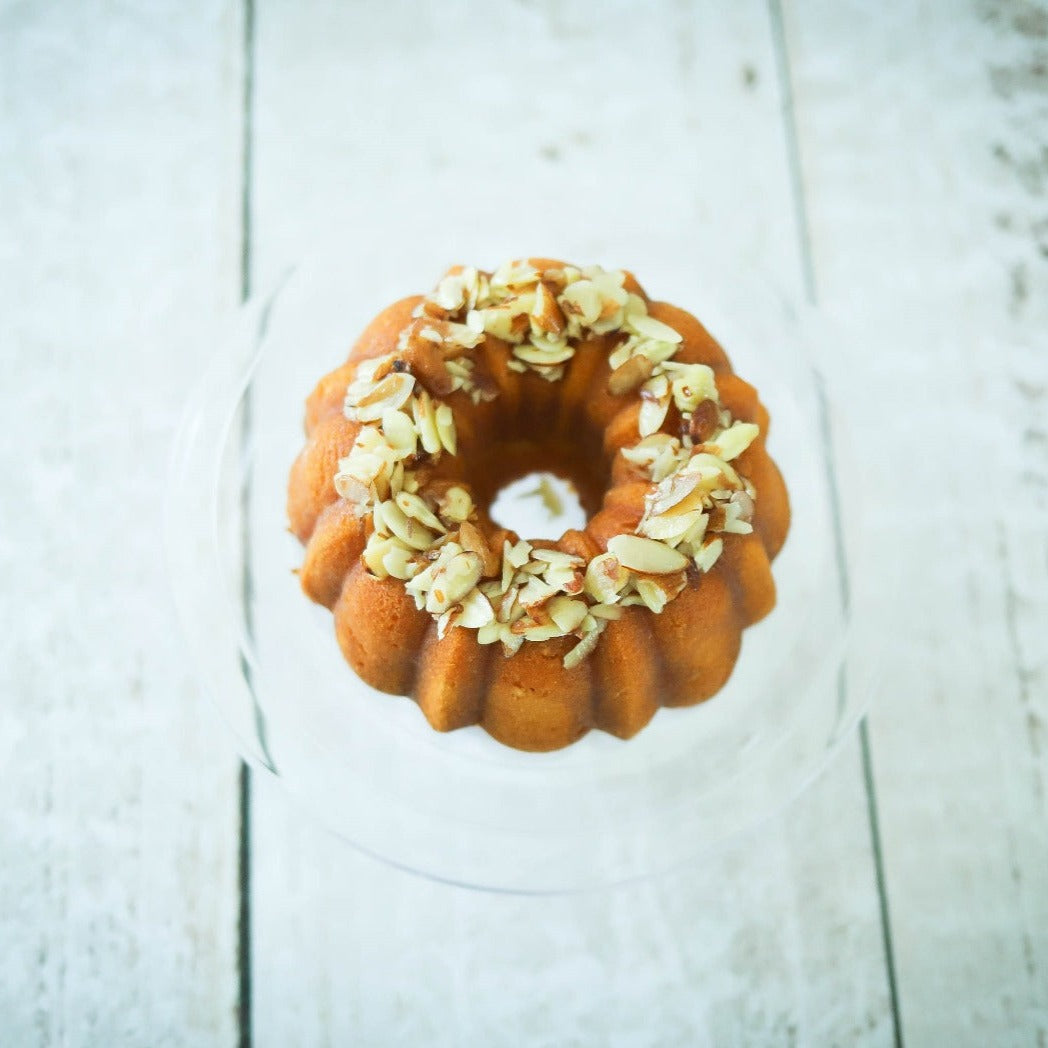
[238,0,258,1046]
[767,3,904,1046]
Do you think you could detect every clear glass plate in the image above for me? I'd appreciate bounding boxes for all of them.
[166,245,880,893]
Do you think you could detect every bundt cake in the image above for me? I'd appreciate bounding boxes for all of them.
[288,259,790,752]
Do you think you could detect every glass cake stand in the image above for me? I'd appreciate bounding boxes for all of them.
[166,245,882,893]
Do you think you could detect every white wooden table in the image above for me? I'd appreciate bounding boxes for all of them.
[2,2,1046,1045]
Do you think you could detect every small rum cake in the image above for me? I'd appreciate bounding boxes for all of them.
[288,259,790,751]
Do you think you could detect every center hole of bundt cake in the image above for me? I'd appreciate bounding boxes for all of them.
[477,430,609,541]
[489,471,587,540]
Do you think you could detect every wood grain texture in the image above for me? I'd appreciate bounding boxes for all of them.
[0,2,244,1044]
[784,1,1048,1044]
[246,1,891,1043]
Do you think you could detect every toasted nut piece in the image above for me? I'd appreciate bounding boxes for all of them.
[635,578,670,613]
[362,535,398,578]
[562,622,604,669]
[687,398,721,443]
[531,548,584,567]
[584,552,629,603]
[647,470,703,516]
[457,588,495,628]
[694,536,724,572]
[425,551,484,614]
[434,403,457,454]
[607,534,690,574]
[382,544,419,580]
[395,490,446,533]
[517,575,558,610]
[639,508,705,544]
[547,596,588,633]
[333,473,371,509]
[412,389,442,455]
[730,489,755,521]
[513,340,574,365]
[607,354,654,395]
[500,626,525,656]
[458,520,500,577]
[349,372,416,422]
[714,421,760,461]
[381,408,418,457]
[627,313,683,343]
[558,279,604,326]
[382,499,438,551]
[438,485,473,524]
[477,620,501,645]
[638,395,670,438]
[531,280,567,334]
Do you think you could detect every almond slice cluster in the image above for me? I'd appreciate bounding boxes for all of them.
[396,260,652,385]
[332,262,762,668]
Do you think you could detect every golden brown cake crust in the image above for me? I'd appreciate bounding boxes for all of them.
[288,260,791,751]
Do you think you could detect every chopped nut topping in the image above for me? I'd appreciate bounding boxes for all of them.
[331,259,763,666]
[607,354,654,395]
[687,398,720,443]
[608,534,690,574]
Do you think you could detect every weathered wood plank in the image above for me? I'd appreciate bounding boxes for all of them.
[0,2,245,1044]
[247,1,891,1044]
[784,1,1048,1043]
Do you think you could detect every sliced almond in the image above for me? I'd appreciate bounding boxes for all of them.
[531,548,584,567]
[434,403,457,454]
[438,485,473,524]
[730,489,755,521]
[506,540,532,569]
[380,408,417,458]
[382,499,437,551]
[520,622,563,642]
[412,390,442,455]
[491,259,539,290]
[333,473,370,507]
[714,421,760,461]
[670,364,717,413]
[639,508,705,544]
[607,534,690,574]
[621,433,679,467]
[513,340,574,366]
[607,354,654,395]
[627,313,682,343]
[425,551,484,614]
[688,452,741,488]
[647,470,702,516]
[382,544,418,580]
[638,395,670,438]
[635,578,671,613]
[500,625,525,657]
[562,622,603,669]
[362,535,397,578]
[477,620,502,645]
[531,280,567,334]
[680,512,710,547]
[694,536,724,572]
[395,490,446,533]
[584,552,629,603]
[634,339,678,365]
[457,588,495,629]
[350,372,415,422]
[458,520,499,577]
[547,596,588,633]
[518,575,558,610]
[558,279,603,326]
